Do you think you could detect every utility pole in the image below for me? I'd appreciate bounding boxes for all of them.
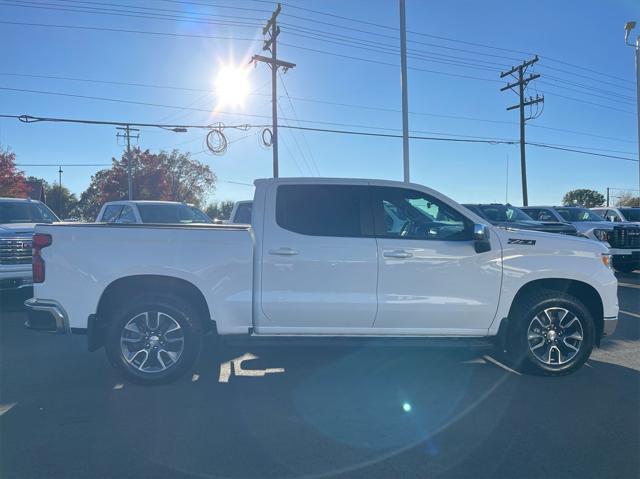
[399,0,410,182]
[58,166,63,217]
[500,56,544,206]
[624,21,640,206]
[606,187,610,207]
[251,3,296,178]
[116,125,140,200]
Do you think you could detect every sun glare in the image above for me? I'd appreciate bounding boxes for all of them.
[215,65,251,108]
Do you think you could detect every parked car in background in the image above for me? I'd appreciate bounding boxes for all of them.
[96,201,212,224]
[522,206,640,273]
[0,197,59,290]
[591,207,640,225]
[228,200,253,224]
[26,178,618,383]
[463,203,577,235]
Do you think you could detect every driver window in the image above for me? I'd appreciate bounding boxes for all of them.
[372,187,471,241]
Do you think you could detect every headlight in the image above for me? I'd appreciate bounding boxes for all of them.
[601,253,613,270]
[593,229,610,242]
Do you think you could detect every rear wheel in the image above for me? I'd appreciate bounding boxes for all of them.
[508,290,595,376]
[105,294,203,384]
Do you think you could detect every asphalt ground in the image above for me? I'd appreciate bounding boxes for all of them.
[0,273,638,479]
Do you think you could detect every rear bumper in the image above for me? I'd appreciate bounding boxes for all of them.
[603,315,618,337]
[24,298,70,334]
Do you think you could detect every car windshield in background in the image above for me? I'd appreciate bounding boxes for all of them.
[0,202,59,224]
[555,208,604,222]
[137,204,212,224]
[620,208,640,222]
[477,204,533,222]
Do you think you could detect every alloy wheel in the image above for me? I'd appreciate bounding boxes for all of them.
[119,311,185,373]
[527,307,584,367]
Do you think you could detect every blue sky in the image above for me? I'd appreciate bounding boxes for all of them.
[1,0,638,206]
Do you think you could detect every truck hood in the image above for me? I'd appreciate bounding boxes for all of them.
[0,223,37,235]
[492,226,608,254]
[493,220,576,235]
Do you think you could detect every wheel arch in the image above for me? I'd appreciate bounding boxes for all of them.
[91,274,214,351]
[505,278,604,346]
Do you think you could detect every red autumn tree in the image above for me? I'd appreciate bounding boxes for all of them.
[0,146,27,197]
[78,148,216,220]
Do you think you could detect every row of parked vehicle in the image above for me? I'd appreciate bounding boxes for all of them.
[1,195,639,293]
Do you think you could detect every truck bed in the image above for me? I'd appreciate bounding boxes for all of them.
[32,222,254,334]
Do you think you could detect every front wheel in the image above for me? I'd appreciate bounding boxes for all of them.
[509,290,595,376]
[105,294,203,384]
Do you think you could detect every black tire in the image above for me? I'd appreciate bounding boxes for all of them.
[507,290,595,376]
[105,294,203,385]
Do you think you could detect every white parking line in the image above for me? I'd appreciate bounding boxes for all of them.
[620,310,640,319]
[482,355,522,376]
[113,383,124,390]
[0,403,16,416]
[618,282,640,289]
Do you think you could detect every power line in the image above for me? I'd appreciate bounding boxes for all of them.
[3,113,637,162]
[3,70,634,143]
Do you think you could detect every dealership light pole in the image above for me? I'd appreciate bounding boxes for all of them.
[624,21,640,206]
[399,0,410,182]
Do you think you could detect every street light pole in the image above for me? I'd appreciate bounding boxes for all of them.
[624,21,640,206]
[399,0,410,183]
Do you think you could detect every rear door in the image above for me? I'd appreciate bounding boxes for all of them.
[259,183,378,331]
[371,186,502,333]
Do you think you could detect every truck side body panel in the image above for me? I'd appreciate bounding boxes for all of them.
[33,224,254,334]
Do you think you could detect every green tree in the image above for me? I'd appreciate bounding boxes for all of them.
[616,192,640,207]
[205,200,235,221]
[562,189,605,208]
[46,184,79,219]
[78,148,216,220]
[0,146,26,197]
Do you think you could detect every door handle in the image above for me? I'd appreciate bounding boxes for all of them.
[383,250,413,259]
[268,247,299,256]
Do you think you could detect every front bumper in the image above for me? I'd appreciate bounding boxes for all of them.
[0,267,32,291]
[24,298,70,334]
[603,316,618,337]
[608,248,640,258]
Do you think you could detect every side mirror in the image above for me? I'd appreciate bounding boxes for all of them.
[473,223,492,253]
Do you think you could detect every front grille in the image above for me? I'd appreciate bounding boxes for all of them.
[609,227,640,249]
[0,237,33,265]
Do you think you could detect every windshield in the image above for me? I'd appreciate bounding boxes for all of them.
[555,207,605,222]
[476,204,533,222]
[137,204,212,224]
[620,208,640,222]
[0,201,59,224]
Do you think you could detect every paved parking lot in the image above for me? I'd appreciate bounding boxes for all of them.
[1,274,638,479]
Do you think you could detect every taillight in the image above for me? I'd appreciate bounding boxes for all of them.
[32,233,52,283]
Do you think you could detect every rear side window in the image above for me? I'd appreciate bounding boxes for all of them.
[233,203,253,224]
[276,185,372,237]
[101,205,123,223]
[116,206,136,224]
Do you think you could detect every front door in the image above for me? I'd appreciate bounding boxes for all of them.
[259,183,378,332]
[371,186,502,334]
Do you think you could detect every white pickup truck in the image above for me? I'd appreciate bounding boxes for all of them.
[25,178,618,383]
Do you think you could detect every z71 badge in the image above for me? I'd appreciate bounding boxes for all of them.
[508,238,536,245]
